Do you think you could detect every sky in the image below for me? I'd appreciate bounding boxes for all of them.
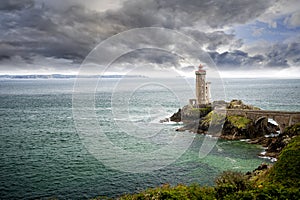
[1,0,300,78]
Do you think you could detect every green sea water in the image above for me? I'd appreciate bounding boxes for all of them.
[0,78,299,199]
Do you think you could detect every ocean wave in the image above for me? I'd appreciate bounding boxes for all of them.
[258,155,277,162]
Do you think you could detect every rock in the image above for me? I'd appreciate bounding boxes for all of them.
[263,123,300,158]
[254,163,269,172]
[227,99,260,110]
[170,109,181,122]
[249,137,273,147]
[181,105,212,122]
[170,101,299,161]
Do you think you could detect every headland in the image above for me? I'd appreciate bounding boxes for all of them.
[162,64,300,159]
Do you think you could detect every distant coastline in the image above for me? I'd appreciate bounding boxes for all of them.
[0,74,148,79]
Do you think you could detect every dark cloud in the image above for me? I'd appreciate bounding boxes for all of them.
[0,0,299,73]
[0,0,267,65]
[209,50,265,69]
[0,55,11,61]
[184,30,243,51]
[0,0,34,11]
[101,0,273,30]
[209,42,300,69]
[266,42,300,67]
[0,5,100,64]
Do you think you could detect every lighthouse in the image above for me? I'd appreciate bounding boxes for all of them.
[195,64,210,105]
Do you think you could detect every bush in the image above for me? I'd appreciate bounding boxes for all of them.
[118,184,216,200]
[215,171,252,199]
[268,135,300,188]
[220,184,300,200]
[283,122,300,137]
[227,116,252,129]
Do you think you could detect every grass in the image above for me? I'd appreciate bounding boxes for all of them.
[202,111,226,125]
[267,135,300,188]
[116,184,216,200]
[227,116,252,129]
[283,122,300,137]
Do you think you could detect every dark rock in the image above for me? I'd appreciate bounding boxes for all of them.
[176,121,199,133]
[170,101,300,161]
[249,137,273,146]
[170,109,181,122]
[254,163,269,172]
[263,123,300,158]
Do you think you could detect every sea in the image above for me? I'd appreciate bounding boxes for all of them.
[0,78,299,199]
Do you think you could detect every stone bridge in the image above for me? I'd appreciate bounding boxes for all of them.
[226,109,300,132]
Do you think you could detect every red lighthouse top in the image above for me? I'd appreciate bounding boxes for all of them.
[196,64,206,73]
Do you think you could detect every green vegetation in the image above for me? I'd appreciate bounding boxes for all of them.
[214,171,253,199]
[227,100,260,110]
[283,122,300,137]
[227,115,252,129]
[116,184,215,200]
[201,111,226,125]
[94,124,300,200]
[114,161,300,199]
[268,135,300,188]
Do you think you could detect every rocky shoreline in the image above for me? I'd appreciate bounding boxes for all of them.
[165,100,300,159]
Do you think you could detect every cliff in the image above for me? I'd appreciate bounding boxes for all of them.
[255,122,300,158]
[172,100,278,140]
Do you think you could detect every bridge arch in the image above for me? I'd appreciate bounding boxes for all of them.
[255,115,282,133]
[227,109,300,134]
[255,116,268,125]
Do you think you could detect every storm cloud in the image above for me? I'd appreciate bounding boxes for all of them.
[0,0,299,74]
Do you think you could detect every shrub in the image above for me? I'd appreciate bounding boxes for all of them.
[267,135,300,188]
[118,184,216,200]
[283,122,300,137]
[227,116,252,129]
[215,171,252,199]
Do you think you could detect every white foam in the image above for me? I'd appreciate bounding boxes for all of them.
[240,139,250,142]
[268,118,279,126]
[258,155,277,162]
[163,121,183,125]
[265,133,280,138]
[260,151,266,155]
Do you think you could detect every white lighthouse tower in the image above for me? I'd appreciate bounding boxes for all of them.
[188,64,211,107]
[195,64,210,105]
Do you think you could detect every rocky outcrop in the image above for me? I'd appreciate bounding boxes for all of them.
[221,118,279,140]
[227,99,260,110]
[170,108,181,122]
[257,123,300,158]
[170,100,278,138]
[169,100,300,160]
[181,105,212,122]
[167,100,296,159]
[171,100,275,140]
